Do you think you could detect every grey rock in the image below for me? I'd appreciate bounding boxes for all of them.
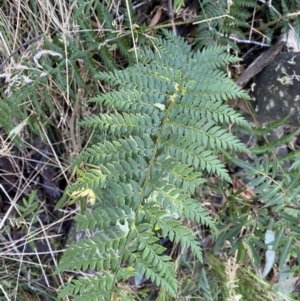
[251,52,300,126]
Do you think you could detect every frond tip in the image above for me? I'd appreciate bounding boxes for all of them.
[58,33,250,300]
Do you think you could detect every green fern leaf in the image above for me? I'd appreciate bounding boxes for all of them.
[74,205,133,231]
[58,271,115,301]
[58,33,250,299]
[57,229,126,272]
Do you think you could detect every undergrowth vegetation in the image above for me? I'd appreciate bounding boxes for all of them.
[1,0,300,300]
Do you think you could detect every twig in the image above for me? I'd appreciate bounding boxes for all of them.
[0,35,44,71]
[229,37,270,47]
[167,0,177,36]
[69,95,80,161]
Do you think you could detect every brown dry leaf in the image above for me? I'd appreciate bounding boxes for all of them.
[232,177,255,201]
[149,8,162,27]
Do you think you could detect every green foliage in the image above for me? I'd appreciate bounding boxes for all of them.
[262,0,300,35]
[57,33,250,300]
[194,0,300,49]
[0,0,136,140]
[212,141,300,299]
[195,0,259,48]
[16,190,44,222]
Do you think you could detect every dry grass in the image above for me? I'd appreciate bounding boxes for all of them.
[0,0,143,298]
[0,1,96,300]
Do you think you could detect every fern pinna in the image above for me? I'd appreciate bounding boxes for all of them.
[57,33,250,300]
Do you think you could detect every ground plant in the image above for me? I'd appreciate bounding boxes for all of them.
[1,0,300,301]
[55,32,250,300]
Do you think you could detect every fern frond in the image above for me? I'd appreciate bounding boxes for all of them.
[147,185,216,232]
[58,34,250,299]
[145,206,203,261]
[174,95,250,127]
[157,158,204,193]
[159,30,192,55]
[73,169,107,191]
[182,198,217,231]
[89,90,164,114]
[128,226,178,296]
[162,135,231,181]
[96,68,173,94]
[58,271,115,301]
[168,117,249,153]
[57,228,126,272]
[183,74,249,101]
[80,113,159,136]
[74,135,154,166]
[74,205,133,231]
[192,45,242,68]
[138,36,190,69]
